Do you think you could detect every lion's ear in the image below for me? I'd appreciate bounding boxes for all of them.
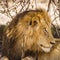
[31,16,40,26]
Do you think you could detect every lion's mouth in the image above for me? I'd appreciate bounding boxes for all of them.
[41,46,51,53]
[39,44,52,53]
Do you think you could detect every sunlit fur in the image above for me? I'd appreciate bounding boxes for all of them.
[21,41,60,60]
[38,41,60,60]
[2,9,55,60]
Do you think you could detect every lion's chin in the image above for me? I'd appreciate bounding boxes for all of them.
[41,47,51,53]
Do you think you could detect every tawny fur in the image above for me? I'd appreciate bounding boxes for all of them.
[0,56,9,60]
[38,41,60,60]
[2,9,55,60]
[22,41,60,60]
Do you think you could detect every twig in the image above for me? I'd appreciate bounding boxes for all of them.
[47,0,51,12]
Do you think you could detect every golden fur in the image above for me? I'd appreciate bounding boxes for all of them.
[21,41,60,60]
[38,41,60,60]
[2,9,55,60]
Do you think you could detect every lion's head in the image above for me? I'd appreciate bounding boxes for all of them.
[3,9,55,60]
[16,9,55,52]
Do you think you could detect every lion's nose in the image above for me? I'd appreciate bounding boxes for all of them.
[50,41,55,45]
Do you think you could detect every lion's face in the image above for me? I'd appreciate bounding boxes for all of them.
[15,10,55,53]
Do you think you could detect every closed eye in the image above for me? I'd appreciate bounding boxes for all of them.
[43,28,49,36]
[44,28,48,33]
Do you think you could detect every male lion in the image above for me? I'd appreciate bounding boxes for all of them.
[2,9,55,60]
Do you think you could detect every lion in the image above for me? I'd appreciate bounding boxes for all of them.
[2,9,55,60]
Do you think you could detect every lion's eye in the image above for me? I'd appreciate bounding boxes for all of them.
[44,28,48,33]
[43,28,49,36]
